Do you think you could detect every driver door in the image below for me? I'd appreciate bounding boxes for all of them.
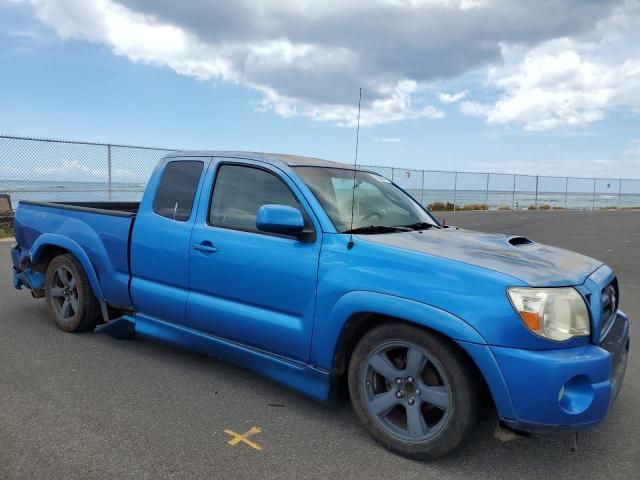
[187,160,321,362]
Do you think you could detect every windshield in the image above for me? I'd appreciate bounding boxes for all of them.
[295,167,439,233]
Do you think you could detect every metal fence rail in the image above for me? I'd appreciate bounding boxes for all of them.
[1,134,639,238]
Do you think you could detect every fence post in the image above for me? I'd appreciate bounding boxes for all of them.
[107,144,112,202]
[592,178,596,211]
[534,175,539,208]
[453,172,458,213]
[618,179,622,209]
[485,173,490,210]
[564,177,568,209]
[420,170,425,206]
[391,167,395,183]
[512,175,516,210]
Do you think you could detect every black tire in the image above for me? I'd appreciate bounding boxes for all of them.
[348,323,478,460]
[45,254,101,332]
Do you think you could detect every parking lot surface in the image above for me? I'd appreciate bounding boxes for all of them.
[1,210,638,479]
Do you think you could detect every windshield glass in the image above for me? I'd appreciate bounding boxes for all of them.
[295,167,438,233]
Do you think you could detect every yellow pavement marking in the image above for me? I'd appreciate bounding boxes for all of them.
[224,426,263,450]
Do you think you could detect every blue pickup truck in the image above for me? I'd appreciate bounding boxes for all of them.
[11,152,629,459]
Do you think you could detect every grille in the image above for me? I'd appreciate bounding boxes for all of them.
[600,279,619,340]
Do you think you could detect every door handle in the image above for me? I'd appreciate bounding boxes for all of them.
[193,242,218,254]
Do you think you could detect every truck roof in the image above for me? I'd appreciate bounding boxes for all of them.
[166,151,353,169]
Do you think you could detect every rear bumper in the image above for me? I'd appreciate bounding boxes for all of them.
[493,310,629,433]
[11,244,45,290]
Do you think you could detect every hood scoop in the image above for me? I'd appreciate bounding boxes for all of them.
[363,229,602,286]
[507,236,535,247]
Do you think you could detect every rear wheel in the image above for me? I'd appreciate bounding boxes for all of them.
[45,254,100,332]
[348,323,477,460]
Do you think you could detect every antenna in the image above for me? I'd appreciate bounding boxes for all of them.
[347,88,363,250]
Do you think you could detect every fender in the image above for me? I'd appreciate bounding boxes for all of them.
[31,233,104,300]
[311,290,487,370]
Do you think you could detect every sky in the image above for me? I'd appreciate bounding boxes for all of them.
[0,0,639,179]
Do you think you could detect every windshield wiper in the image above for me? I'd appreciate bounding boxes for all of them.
[397,222,438,231]
[343,225,412,234]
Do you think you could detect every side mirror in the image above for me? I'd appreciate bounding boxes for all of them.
[256,204,305,237]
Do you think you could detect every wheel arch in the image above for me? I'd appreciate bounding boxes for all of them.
[31,234,104,300]
[330,311,506,419]
[316,291,486,373]
[332,311,484,376]
[314,291,509,415]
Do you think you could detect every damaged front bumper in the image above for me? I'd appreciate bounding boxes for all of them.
[495,310,630,433]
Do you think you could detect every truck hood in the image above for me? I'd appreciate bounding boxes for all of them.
[362,228,602,286]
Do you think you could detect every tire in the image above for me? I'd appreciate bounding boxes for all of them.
[45,254,101,332]
[348,323,478,460]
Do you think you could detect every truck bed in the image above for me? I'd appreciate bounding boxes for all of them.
[12,201,138,309]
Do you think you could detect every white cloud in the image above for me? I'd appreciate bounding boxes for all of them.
[482,45,640,131]
[437,89,469,103]
[467,138,640,178]
[20,0,633,128]
[32,159,139,180]
[34,159,107,177]
[457,0,640,131]
[467,158,630,178]
[25,0,450,126]
[257,79,445,127]
[459,100,492,117]
[374,137,402,143]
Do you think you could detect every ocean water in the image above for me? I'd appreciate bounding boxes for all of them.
[406,189,640,210]
[1,180,640,211]
[0,180,146,207]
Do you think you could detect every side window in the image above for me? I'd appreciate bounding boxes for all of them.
[153,161,204,221]
[209,164,301,233]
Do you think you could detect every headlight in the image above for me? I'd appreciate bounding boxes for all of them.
[507,287,590,341]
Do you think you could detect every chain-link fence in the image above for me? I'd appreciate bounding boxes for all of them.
[0,135,175,237]
[1,134,639,237]
[364,166,640,213]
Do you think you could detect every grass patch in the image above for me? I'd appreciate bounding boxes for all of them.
[458,203,488,211]
[0,223,14,239]
[527,204,564,210]
[427,202,456,211]
[427,202,489,211]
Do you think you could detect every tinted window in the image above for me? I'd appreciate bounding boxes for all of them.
[153,161,204,221]
[209,164,300,233]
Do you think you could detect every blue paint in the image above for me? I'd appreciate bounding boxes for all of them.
[10,151,631,432]
[133,313,332,402]
[130,156,211,326]
[94,315,136,339]
[559,375,594,415]
[13,268,45,290]
[256,204,305,235]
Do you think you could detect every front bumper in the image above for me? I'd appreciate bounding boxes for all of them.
[493,310,629,433]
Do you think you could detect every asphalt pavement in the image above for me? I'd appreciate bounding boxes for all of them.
[1,210,638,479]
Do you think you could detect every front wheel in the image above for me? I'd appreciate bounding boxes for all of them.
[45,254,101,332]
[348,323,478,460]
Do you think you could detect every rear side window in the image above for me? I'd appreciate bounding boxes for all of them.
[209,164,300,233]
[153,161,204,221]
